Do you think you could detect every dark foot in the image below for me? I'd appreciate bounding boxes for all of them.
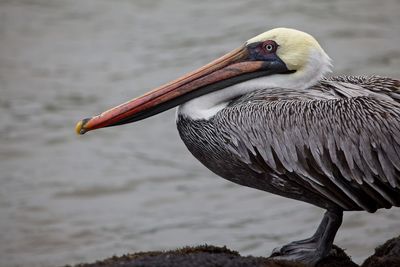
[271,241,324,266]
[270,209,343,266]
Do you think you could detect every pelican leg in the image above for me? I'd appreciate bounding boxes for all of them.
[270,209,343,266]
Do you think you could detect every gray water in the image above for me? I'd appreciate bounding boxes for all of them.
[1,0,400,266]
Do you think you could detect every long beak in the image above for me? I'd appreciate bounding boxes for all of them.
[75,45,283,135]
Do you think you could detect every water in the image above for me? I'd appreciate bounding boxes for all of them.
[1,0,400,266]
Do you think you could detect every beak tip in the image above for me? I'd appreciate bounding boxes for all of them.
[75,118,90,135]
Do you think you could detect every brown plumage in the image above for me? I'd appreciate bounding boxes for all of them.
[76,28,400,266]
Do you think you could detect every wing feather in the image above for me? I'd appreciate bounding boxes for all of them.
[217,76,400,211]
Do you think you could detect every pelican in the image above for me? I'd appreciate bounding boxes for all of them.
[75,28,400,265]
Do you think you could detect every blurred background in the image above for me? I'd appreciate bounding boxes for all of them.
[1,0,400,266]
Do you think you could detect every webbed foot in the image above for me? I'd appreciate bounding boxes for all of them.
[271,241,324,266]
[269,209,343,266]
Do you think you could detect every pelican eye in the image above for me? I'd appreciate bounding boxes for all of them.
[263,40,277,53]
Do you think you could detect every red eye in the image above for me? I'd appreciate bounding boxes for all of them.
[263,40,277,53]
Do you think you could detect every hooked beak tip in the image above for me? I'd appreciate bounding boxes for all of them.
[75,118,90,135]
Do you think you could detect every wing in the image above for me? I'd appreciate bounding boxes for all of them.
[215,76,400,212]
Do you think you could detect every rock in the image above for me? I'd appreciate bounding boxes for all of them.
[317,245,358,267]
[361,235,400,267]
[66,236,400,267]
[68,245,288,267]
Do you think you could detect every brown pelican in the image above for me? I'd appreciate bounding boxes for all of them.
[75,28,400,265]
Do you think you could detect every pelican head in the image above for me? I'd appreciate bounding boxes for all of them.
[76,28,331,133]
[247,28,331,73]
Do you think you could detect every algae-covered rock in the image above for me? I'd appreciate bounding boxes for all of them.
[362,235,400,267]
[66,236,400,267]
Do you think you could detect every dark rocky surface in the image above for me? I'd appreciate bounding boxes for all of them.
[66,236,400,267]
[362,236,400,267]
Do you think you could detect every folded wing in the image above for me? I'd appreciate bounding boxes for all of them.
[217,76,400,212]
